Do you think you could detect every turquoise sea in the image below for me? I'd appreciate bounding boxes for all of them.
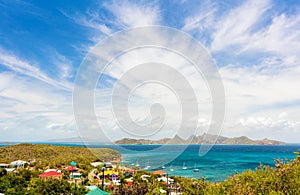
[1,143,299,182]
[111,144,300,182]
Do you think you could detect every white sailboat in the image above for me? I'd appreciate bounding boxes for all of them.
[193,163,199,172]
[182,162,187,170]
[135,160,140,167]
[170,165,174,172]
[144,161,151,170]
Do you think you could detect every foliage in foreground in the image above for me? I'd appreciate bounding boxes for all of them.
[0,169,87,195]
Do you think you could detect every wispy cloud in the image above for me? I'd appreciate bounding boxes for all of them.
[103,1,160,28]
[241,13,300,57]
[60,9,113,36]
[0,48,72,90]
[182,2,217,32]
[61,1,160,37]
[0,71,76,141]
[211,0,271,52]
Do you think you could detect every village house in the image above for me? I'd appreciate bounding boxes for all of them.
[39,171,62,181]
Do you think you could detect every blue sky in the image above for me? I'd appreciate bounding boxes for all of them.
[0,0,300,142]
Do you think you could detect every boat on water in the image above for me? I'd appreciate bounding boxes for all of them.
[182,162,187,170]
[193,163,199,172]
[170,165,174,172]
[135,160,140,167]
[161,165,166,169]
[144,165,151,170]
[144,161,151,170]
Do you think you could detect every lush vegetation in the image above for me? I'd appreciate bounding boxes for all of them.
[0,143,121,168]
[0,169,87,195]
[0,143,299,194]
[0,144,122,194]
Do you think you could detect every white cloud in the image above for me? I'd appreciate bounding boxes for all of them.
[242,13,300,56]
[60,9,113,36]
[103,1,160,28]
[179,0,300,142]
[0,72,76,141]
[218,61,300,141]
[211,0,271,51]
[93,46,212,140]
[51,50,74,79]
[182,2,216,32]
[0,48,72,90]
[202,0,300,62]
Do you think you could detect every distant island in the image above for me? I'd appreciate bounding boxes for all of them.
[115,133,286,145]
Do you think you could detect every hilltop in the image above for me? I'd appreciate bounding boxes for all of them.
[115,133,285,145]
[0,143,121,167]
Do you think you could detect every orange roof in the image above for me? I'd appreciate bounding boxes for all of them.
[39,171,62,177]
[125,168,134,173]
[152,170,166,175]
[64,166,78,171]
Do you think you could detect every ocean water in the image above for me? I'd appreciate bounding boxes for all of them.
[1,143,299,182]
[108,144,300,182]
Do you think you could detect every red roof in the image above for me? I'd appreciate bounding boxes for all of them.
[64,166,78,171]
[39,171,62,177]
[125,168,134,173]
[127,181,133,186]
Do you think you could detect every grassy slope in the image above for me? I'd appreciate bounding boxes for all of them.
[0,143,121,168]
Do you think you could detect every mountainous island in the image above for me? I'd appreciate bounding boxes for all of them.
[115,133,286,145]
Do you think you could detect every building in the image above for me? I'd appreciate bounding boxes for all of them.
[64,166,79,172]
[90,162,105,167]
[0,163,10,169]
[39,171,62,180]
[152,170,167,177]
[70,172,82,180]
[44,169,61,173]
[86,188,109,195]
[5,168,16,173]
[10,160,27,167]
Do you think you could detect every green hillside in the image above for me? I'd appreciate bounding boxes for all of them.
[0,143,121,168]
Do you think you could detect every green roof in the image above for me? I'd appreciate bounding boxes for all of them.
[86,188,110,195]
[85,185,98,191]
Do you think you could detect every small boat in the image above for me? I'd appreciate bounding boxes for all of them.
[193,163,199,172]
[182,162,187,170]
[135,160,140,167]
[144,161,151,170]
[161,165,166,169]
[144,165,151,170]
[130,163,135,166]
[170,165,174,172]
